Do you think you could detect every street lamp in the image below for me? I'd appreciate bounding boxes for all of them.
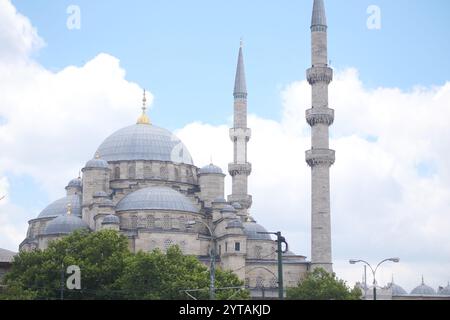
[257,231,288,300]
[187,220,217,300]
[349,258,400,300]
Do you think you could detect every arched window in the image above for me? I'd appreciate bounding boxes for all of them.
[164,239,173,251]
[128,165,136,179]
[256,276,265,289]
[160,165,168,180]
[174,167,180,181]
[146,215,155,229]
[130,215,138,229]
[114,167,121,180]
[269,277,278,288]
[255,246,263,259]
[162,215,171,230]
[144,165,152,179]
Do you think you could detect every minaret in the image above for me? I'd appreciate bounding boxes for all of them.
[306,0,335,273]
[228,41,252,212]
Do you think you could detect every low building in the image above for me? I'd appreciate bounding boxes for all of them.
[0,248,16,283]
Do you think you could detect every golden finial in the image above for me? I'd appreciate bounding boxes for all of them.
[95,152,101,159]
[137,89,151,125]
[67,203,72,216]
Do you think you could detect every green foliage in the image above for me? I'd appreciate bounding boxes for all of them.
[286,268,362,300]
[1,230,249,300]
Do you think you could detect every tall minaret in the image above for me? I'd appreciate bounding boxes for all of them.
[306,0,335,273]
[228,41,252,212]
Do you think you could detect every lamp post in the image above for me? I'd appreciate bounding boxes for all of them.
[258,231,288,300]
[187,220,217,300]
[349,258,400,300]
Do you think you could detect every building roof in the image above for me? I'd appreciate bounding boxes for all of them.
[199,164,223,175]
[116,186,199,213]
[389,282,408,296]
[243,221,272,241]
[411,278,436,295]
[66,178,82,189]
[37,194,82,219]
[311,0,327,27]
[85,157,109,169]
[0,248,16,263]
[234,42,247,97]
[43,214,89,236]
[96,124,193,165]
[102,215,120,225]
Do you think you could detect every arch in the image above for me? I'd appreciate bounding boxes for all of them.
[128,165,136,179]
[114,167,121,180]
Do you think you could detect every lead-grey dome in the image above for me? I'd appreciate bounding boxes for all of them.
[243,222,272,240]
[199,164,223,175]
[85,158,109,169]
[67,178,82,189]
[37,195,82,219]
[389,283,408,296]
[102,215,120,225]
[116,186,199,213]
[411,280,436,295]
[44,214,89,236]
[96,124,193,165]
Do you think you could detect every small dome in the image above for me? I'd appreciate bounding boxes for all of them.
[85,157,109,169]
[213,197,227,204]
[232,202,242,210]
[389,283,408,296]
[411,279,436,295]
[96,124,193,165]
[221,205,237,213]
[44,214,89,236]
[116,186,199,213]
[227,219,244,229]
[439,284,450,295]
[102,215,120,225]
[243,221,272,241]
[93,191,109,198]
[67,178,82,189]
[199,164,223,175]
[37,195,82,219]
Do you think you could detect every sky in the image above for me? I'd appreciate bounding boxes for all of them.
[0,0,450,293]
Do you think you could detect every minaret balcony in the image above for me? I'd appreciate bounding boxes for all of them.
[230,128,252,142]
[228,163,252,176]
[306,149,335,167]
[307,66,333,85]
[227,194,253,209]
[306,108,335,126]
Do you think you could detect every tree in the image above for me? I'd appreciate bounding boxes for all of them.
[287,268,362,300]
[1,230,249,300]
[115,246,249,300]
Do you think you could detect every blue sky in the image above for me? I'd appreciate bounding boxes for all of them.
[13,0,450,128]
[2,0,450,289]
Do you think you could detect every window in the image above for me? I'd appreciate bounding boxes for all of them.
[269,278,278,288]
[146,215,155,229]
[128,165,136,179]
[225,242,228,252]
[162,215,171,230]
[174,168,179,181]
[164,239,173,251]
[256,276,264,289]
[114,167,121,180]
[218,245,222,256]
[160,166,168,179]
[144,165,152,179]
[255,246,263,259]
[235,242,241,252]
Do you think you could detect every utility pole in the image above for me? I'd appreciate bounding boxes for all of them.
[258,231,288,300]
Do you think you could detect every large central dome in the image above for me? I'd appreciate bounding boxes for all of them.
[96,124,194,165]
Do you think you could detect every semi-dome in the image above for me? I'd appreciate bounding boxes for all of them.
[411,279,436,295]
[102,215,120,225]
[243,221,272,241]
[37,195,82,219]
[199,164,223,175]
[116,186,199,213]
[96,124,193,165]
[43,214,89,236]
[227,219,244,229]
[67,178,82,189]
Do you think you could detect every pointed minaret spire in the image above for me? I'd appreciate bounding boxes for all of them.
[306,0,335,273]
[311,0,327,28]
[234,40,247,99]
[228,41,252,212]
